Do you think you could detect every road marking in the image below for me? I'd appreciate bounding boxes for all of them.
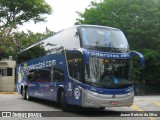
[154,101,160,107]
[0,92,17,94]
[130,104,143,111]
[130,104,155,120]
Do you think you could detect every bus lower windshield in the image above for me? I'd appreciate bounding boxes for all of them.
[85,57,133,89]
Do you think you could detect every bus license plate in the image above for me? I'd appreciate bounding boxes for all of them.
[109,101,118,105]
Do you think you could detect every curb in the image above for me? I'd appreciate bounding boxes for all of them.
[0,92,17,94]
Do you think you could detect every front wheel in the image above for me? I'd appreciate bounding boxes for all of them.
[60,91,69,111]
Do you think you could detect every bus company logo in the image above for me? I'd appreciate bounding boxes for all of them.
[27,60,56,70]
[74,88,80,100]
[1,112,42,118]
[2,112,11,117]
[90,52,129,58]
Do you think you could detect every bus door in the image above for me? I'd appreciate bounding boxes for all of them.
[66,50,84,106]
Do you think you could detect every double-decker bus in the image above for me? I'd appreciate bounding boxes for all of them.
[17,25,144,111]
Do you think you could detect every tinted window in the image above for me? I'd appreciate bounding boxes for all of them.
[66,50,84,82]
[63,27,81,49]
[18,32,64,64]
[79,26,129,52]
[52,67,64,82]
[43,32,64,55]
[18,43,46,63]
[85,57,133,88]
[28,69,50,82]
[28,67,64,82]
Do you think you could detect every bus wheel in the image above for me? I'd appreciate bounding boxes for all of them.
[26,87,32,101]
[22,87,26,100]
[60,91,68,111]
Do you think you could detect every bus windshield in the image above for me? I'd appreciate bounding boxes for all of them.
[79,26,129,52]
[85,57,133,89]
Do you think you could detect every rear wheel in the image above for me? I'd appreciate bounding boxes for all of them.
[26,87,32,101]
[22,87,26,100]
[60,91,69,111]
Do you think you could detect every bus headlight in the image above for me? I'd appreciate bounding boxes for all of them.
[127,91,133,96]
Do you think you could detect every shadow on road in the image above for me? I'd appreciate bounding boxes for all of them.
[19,97,123,117]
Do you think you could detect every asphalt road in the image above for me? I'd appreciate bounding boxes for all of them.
[0,93,160,120]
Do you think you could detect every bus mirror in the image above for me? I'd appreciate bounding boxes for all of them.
[130,51,145,68]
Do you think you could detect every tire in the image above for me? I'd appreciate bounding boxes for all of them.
[60,91,69,111]
[26,87,32,101]
[22,87,26,100]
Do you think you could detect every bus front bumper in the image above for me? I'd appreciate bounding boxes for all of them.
[82,89,134,108]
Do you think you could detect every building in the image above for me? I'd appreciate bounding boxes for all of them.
[0,59,16,92]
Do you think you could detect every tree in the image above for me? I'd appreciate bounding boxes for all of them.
[0,0,52,59]
[76,0,160,93]
[0,0,52,29]
[0,28,54,60]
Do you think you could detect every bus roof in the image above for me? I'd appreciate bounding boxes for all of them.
[19,25,120,54]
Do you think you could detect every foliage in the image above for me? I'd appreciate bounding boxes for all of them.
[76,0,160,83]
[0,0,52,28]
[0,0,52,60]
[0,28,54,60]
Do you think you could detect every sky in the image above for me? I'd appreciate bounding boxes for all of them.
[19,0,95,33]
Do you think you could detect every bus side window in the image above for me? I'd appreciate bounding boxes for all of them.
[28,71,35,82]
[60,73,64,82]
[28,69,51,82]
[66,50,84,82]
[53,68,64,82]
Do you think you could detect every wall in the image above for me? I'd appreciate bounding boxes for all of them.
[0,60,16,92]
